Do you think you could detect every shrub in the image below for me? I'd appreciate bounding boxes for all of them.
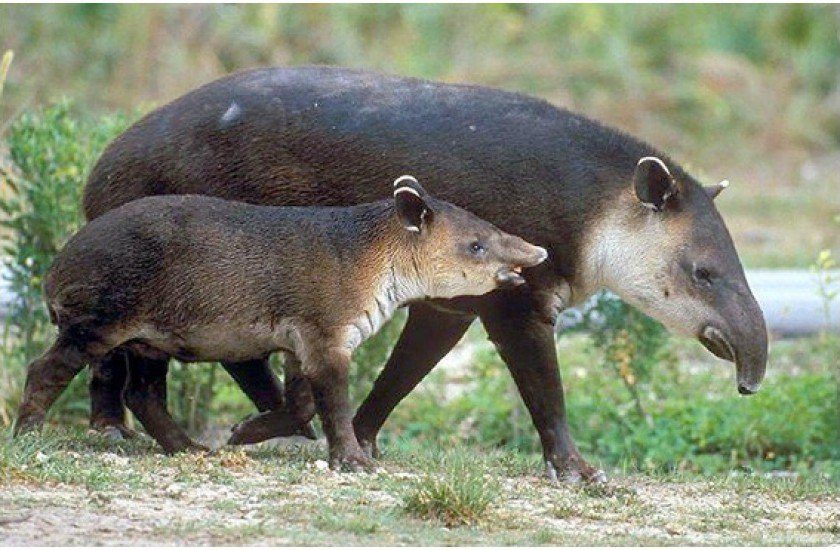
[0,104,227,433]
[0,102,129,358]
[0,103,130,426]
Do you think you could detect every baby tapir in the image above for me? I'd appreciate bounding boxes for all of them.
[15,176,547,469]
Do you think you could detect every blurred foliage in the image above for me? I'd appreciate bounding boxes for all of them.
[0,103,129,358]
[0,50,12,104]
[0,103,130,424]
[1,4,838,156]
[2,5,838,266]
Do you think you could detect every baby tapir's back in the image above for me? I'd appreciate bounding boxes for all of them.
[47,195,388,359]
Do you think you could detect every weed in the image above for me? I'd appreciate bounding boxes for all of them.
[403,455,500,527]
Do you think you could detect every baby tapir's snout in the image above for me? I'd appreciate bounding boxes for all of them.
[393,176,548,298]
[493,234,548,286]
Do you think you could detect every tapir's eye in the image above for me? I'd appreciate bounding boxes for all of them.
[693,266,715,286]
[468,241,486,256]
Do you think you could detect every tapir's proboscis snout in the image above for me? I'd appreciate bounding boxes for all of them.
[698,281,768,395]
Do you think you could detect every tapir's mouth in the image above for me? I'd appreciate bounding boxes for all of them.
[496,266,526,286]
[699,325,765,396]
[699,325,735,363]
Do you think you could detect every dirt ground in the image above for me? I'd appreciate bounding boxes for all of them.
[1,437,838,546]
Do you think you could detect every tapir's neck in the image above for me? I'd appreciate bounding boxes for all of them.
[535,125,683,303]
[342,214,428,350]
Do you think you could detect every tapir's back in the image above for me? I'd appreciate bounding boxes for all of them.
[83,67,652,250]
[53,195,387,331]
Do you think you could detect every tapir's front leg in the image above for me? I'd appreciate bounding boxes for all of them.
[306,347,372,472]
[479,291,606,484]
[353,302,476,457]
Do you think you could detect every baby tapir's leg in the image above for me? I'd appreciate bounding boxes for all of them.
[227,354,317,445]
[123,357,209,454]
[89,349,137,439]
[283,355,316,436]
[305,347,372,471]
[227,409,307,445]
[15,337,91,435]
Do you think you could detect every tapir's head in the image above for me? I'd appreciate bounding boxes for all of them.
[392,175,547,299]
[582,157,768,394]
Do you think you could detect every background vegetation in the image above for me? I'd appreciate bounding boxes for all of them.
[0,5,837,481]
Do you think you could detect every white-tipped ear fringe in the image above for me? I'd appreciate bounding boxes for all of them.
[393,174,419,188]
[718,179,730,189]
[393,185,421,198]
[637,156,672,177]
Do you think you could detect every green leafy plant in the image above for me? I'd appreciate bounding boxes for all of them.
[0,103,131,425]
[0,102,129,358]
[578,293,675,429]
[812,248,838,329]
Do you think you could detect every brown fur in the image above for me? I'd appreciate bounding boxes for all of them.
[16,183,546,467]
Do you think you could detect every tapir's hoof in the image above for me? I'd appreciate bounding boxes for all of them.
[227,409,314,446]
[167,442,210,455]
[90,423,138,441]
[186,442,211,454]
[13,413,45,437]
[546,457,607,485]
[358,437,381,460]
[329,451,375,473]
[297,422,317,441]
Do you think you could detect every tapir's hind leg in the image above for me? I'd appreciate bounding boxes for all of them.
[123,357,209,454]
[89,348,137,439]
[14,337,91,436]
[227,408,308,445]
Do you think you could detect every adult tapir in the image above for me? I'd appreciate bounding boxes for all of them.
[74,66,767,482]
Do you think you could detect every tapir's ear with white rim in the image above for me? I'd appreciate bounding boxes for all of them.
[393,175,433,233]
[633,156,677,212]
[704,180,729,200]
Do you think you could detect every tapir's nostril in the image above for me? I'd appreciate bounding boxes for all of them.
[738,384,756,396]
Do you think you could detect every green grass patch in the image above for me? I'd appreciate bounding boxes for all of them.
[402,449,500,527]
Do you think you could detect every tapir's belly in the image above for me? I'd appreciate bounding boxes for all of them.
[130,319,302,363]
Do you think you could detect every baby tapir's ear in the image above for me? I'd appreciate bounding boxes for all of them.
[394,175,433,233]
[633,156,677,212]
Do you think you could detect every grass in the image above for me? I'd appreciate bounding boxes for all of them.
[403,458,500,527]
[1,429,837,545]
